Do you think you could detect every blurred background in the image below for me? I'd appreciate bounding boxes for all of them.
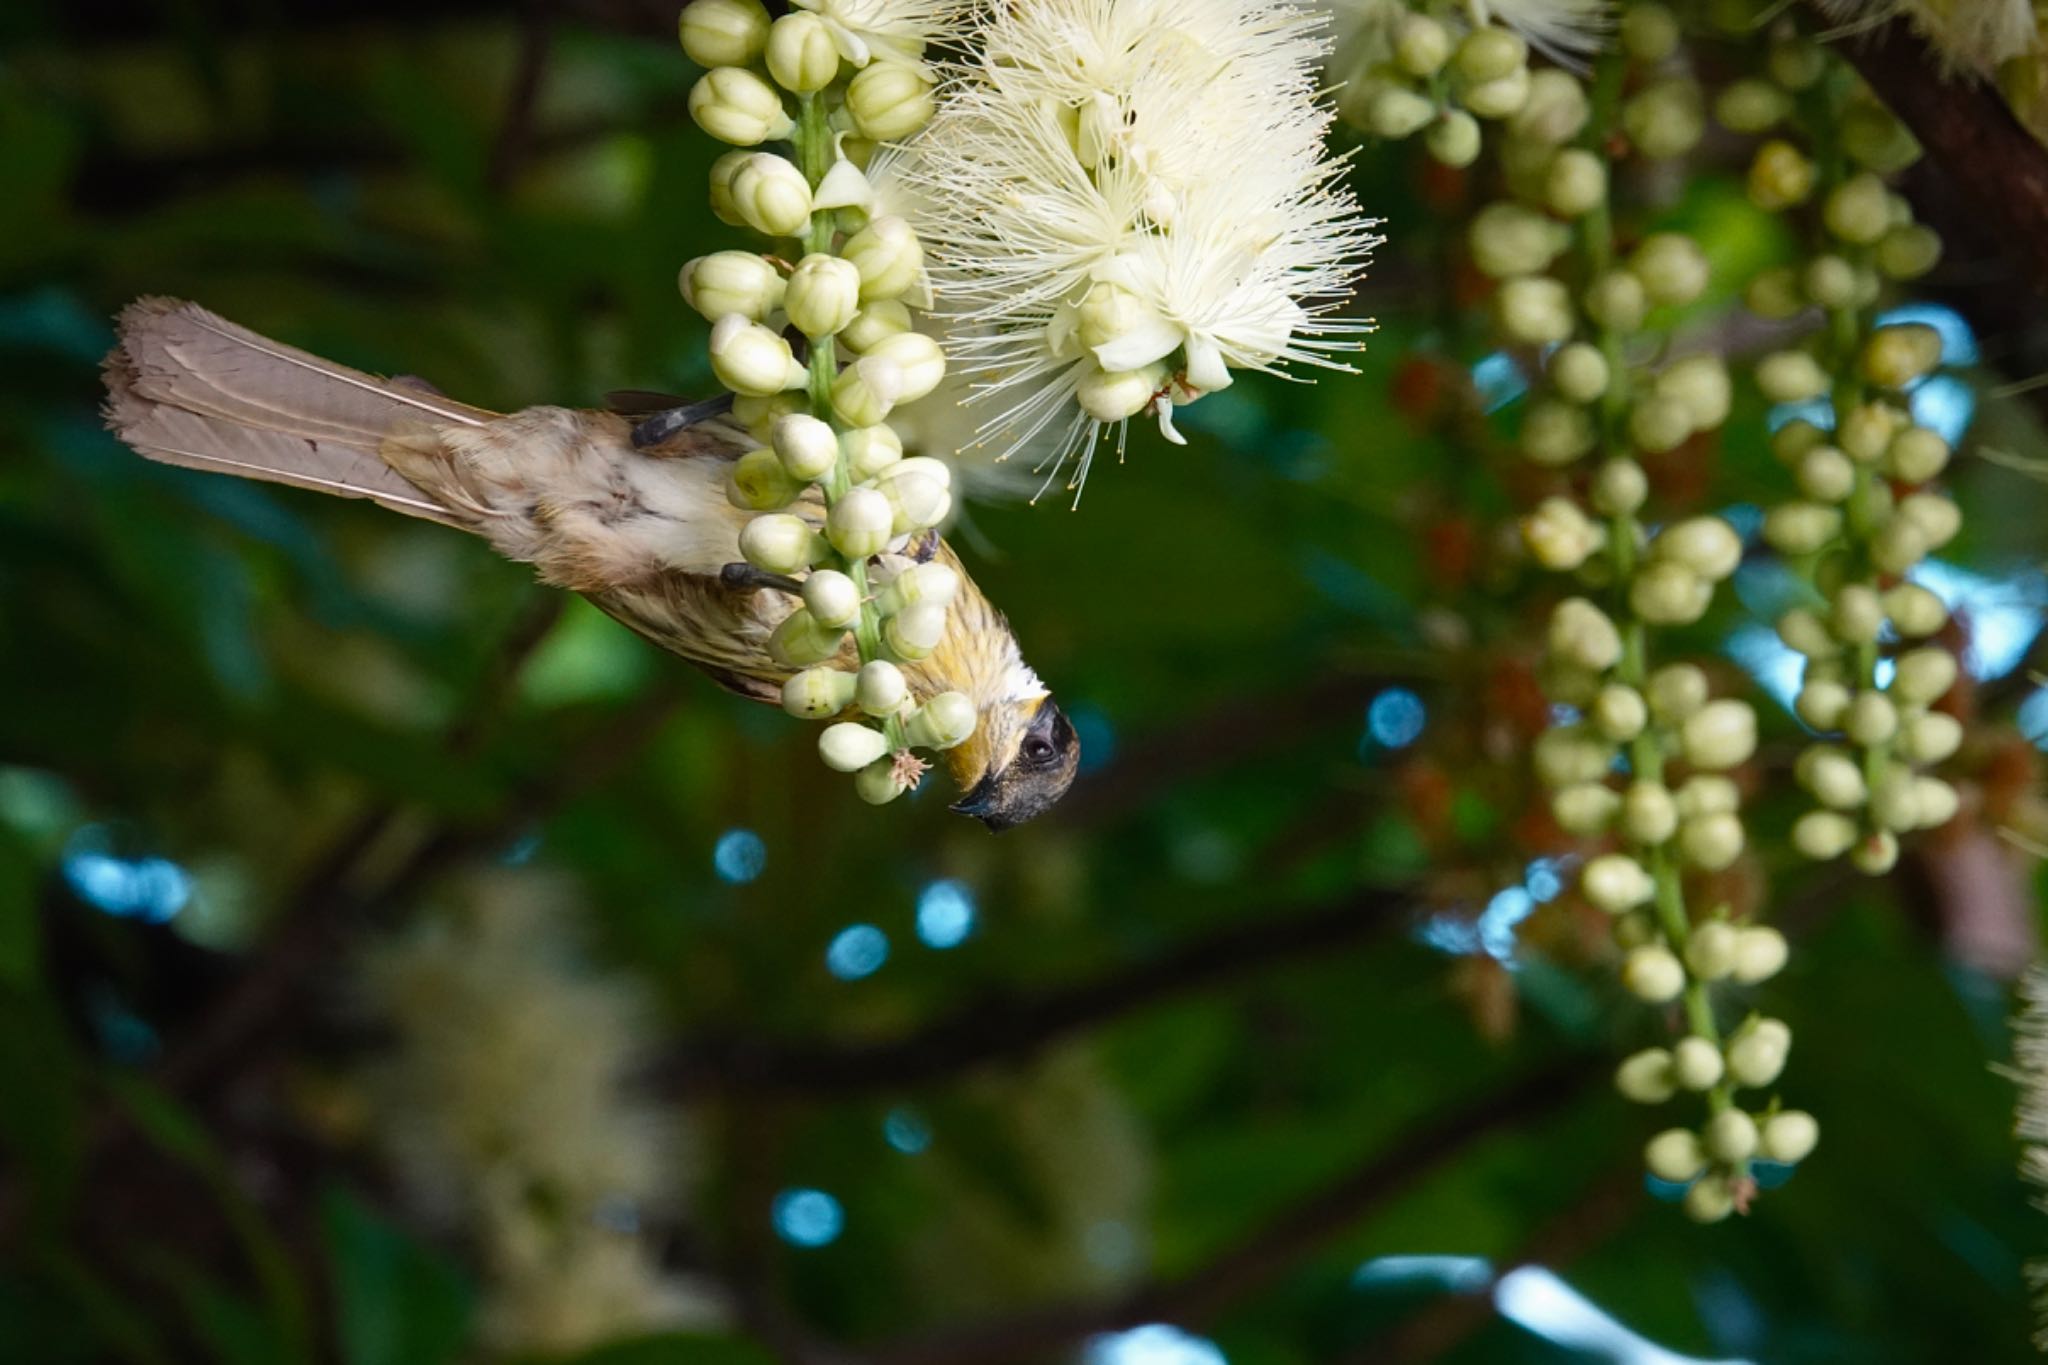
[5,3,2048,1363]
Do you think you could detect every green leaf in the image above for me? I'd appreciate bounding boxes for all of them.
[321,1186,474,1365]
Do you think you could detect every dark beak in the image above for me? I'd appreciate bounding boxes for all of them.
[949,772,1010,831]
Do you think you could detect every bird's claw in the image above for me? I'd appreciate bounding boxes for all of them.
[720,562,803,595]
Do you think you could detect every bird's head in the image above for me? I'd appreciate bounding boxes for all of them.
[943,689,1080,831]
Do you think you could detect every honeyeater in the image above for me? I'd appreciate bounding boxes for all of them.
[102,298,1079,829]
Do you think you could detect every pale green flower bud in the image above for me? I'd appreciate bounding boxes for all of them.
[878,455,953,491]
[1592,458,1648,517]
[1368,87,1438,139]
[1631,561,1711,626]
[727,447,803,510]
[708,150,751,226]
[1768,36,1826,89]
[1759,1110,1819,1164]
[1623,781,1679,845]
[1844,100,1920,170]
[1632,232,1709,306]
[1731,924,1789,983]
[1672,1035,1725,1090]
[1549,342,1609,403]
[682,250,785,323]
[772,413,839,483]
[1549,597,1623,672]
[679,0,769,68]
[1898,710,1963,764]
[1916,776,1959,828]
[1761,502,1841,555]
[1077,363,1167,422]
[1877,224,1942,280]
[1656,355,1733,431]
[1616,1047,1677,1104]
[844,216,924,301]
[690,66,795,146]
[1716,78,1789,132]
[1898,492,1961,551]
[882,600,946,660]
[1584,269,1648,332]
[1683,1173,1736,1224]
[1892,646,1958,708]
[1824,172,1892,245]
[843,423,903,479]
[1852,828,1900,875]
[819,720,889,772]
[1395,13,1453,75]
[826,485,894,559]
[1835,402,1899,463]
[1657,516,1742,582]
[1592,684,1648,742]
[1871,518,1931,576]
[865,331,946,404]
[1520,400,1596,467]
[1675,775,1739,820]
[1679,811,1744,869]
[1797,745,1867,809]
[739,512,824,575]
[1511,69,1589,144]
[1791,809,1857,861]
[839,299,913,354]
[876,561,959,615]
[1704,1108,1758,1162]
[771,607,848,666]
[1621,3,1681,60]
[1582,853,1655,913]
[1747,139,1816,210]
[1615,909,1657,949]
[1844,690,1898,746]
[1645,1128,1708,1183]
[782,665,857,719]
[1646,663,1709,724]
[847,60,936,141]
[1772,417,1828,463]
[1455,26,1527,82]
[1744,265,1805,320]
[765,11,840,93]
[1425,110,1483,167]
[1830,583,1884,645]
[1755,350,1829,404]
[1795,445,1855,503]
[1553,782,1621,835]
[711,315,805,397]
[1469,202,1571,279]
[800,568,862,629]
[783,254,862,338]
[854,756,911,804]
[1534,724,1614,788]
[1497,277,1574,344]
[1727,1018,1791,1089]
[1861,323,1943,389]
[856,659,908,716]
[732,391,807,439]
[1622,945,1686,1003]
[905,691,975,750]
[831,355,903,427]
[1522,496,1601,571]
[1682,700,1757,771]
[1886,427,1951,484]
[1465,69,1530,118]
[1629,395,1693,454]
[1685,920,1740,980]
[1795,680,1851,730]
[1625,79,1705,159]
[878,471,949,534]
[1869,767,1922,832]
[1802,253,1860,310]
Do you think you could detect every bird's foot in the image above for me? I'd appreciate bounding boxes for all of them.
[721,562,803,595]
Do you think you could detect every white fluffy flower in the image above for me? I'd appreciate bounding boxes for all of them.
[882,0,1378,498]
[793,0,975,69]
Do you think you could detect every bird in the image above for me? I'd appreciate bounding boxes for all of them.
[102,297,1079,830]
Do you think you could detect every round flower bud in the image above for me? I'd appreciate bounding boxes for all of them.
[772,413,839,483]
[1656,355,1733,431]
[847,60,935,141]
[1534,725,1614,788]
[1464,69,1530,118]
[1672,1035,1725,1091]
[1582,853,1654,913]
[1645,1128,1708,1183]
[1520,400,1596,466]
[1852,828,1900,875]
[765,11,840,92]
[826,485,894,559]
[1522,496,1602,571]
[905,691,975,750]
[1679,812,1744,870]
[1898,710,1963,765]
[727,447,803,510]
[1726,1018,1791,1088]
[1756,350,1829,404]
[1368,87,1437,139]
[783,254,862,338]
[1631,562,1712,626]
[856,659,908,716]
[1584,269,1648,332]
[1624,79,1705,159]
[1797,746,1867,809]
[1683,1173,1736,1225]
[1616,1047,1677,1104]
[1886,426,1951,484]
[1704,1108,1758,1163]
[879,456,953,491]
[1796,445,1855,503]
[1877,223,1942,280]
[782,665,858,719]
[1553,782,1621,835]
[1731,925,1789,983]
[800,568,862,629]
[1716,77,1790,132]
[1919,778,1961,828]
[844,216,925,300]
[732,391,807,439]
[1871,519,1931,576]
[682,250,785,323]
[679,0,769,68]
[1862,323,1943,389]
[1795,681,1851,731]
[1628,395,1693,454]
[1746,139,1816,211]
[865,331,946,404]
[1833,402,1899,463]
[1772,417,1828,462]
[1622,945,1687,1004]
[708,150,751,226]
[1469,202,1571,279]
[1657,516,1742,582]
[1496,277,1574,345]
[1759,1110,1820,1164]
[878,471,948,534]
[1549,597,1623,672]
[1425,109,1483,167]
[819,721,890,773]
[1591,458,1648,517]
[1675,775,1739,820]
[1540,147,1605,216]
[1646,664,1709,725]
[1615,910,1657,950]
[1892,646,1958,709]
[1843,99,1920,170]
[1868,768,1922,831]
[1824,172,1892,245]
[854,757,911,805]
[1455,26,1527,82]
[1744,265,1805,320]
[840,299,914,354]
[689,66,795,146]
[1682,700,1757,771]
[1549,342,1609,404]
[1791,810,1857,861]
[1827,583,1882,645]
[1592,684,1648,742]
[1898,492,1961,550]
[1077,364,1167,422]
[831,355,903,427]
[1621,2,1681,60]
[1844,690,1898,747]
[1511,68,1589,144]
[1631,233,1710,306]
[1769,35,1827,89]
[1685,920,1740,980]
[1623,781,1680,845]
[1394,13,1453,75]
[1802,254,1859,310]
[843,423,903,480]
[882,601,946,660]
[711,315,804,397]
[1761,503,1841,556]
[769,607,847,666]
[738,513,823,575]
[875,560,960,616]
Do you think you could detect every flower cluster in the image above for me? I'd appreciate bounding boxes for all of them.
[880,0,1379,497]
[681,0,978,803]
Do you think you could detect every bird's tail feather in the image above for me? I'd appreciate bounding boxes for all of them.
[102,297,493,526]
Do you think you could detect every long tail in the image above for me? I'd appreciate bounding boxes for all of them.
[103,297,496,527]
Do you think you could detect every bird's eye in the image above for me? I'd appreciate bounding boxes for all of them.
[1022,735,1057,767]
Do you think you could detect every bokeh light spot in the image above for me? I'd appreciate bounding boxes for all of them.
[916,879,976,949]
[1364,687,1426,752]
[883,1107,931,1155]
[62,826,190,924]
[771,1188,843,1247]
[826,924,890,980]
[1084,1324,1227,1365]
[713,828,767,884]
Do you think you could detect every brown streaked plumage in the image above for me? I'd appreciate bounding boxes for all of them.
[102,297,1077,828]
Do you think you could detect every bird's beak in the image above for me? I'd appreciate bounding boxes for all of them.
[948,772,1009,831]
